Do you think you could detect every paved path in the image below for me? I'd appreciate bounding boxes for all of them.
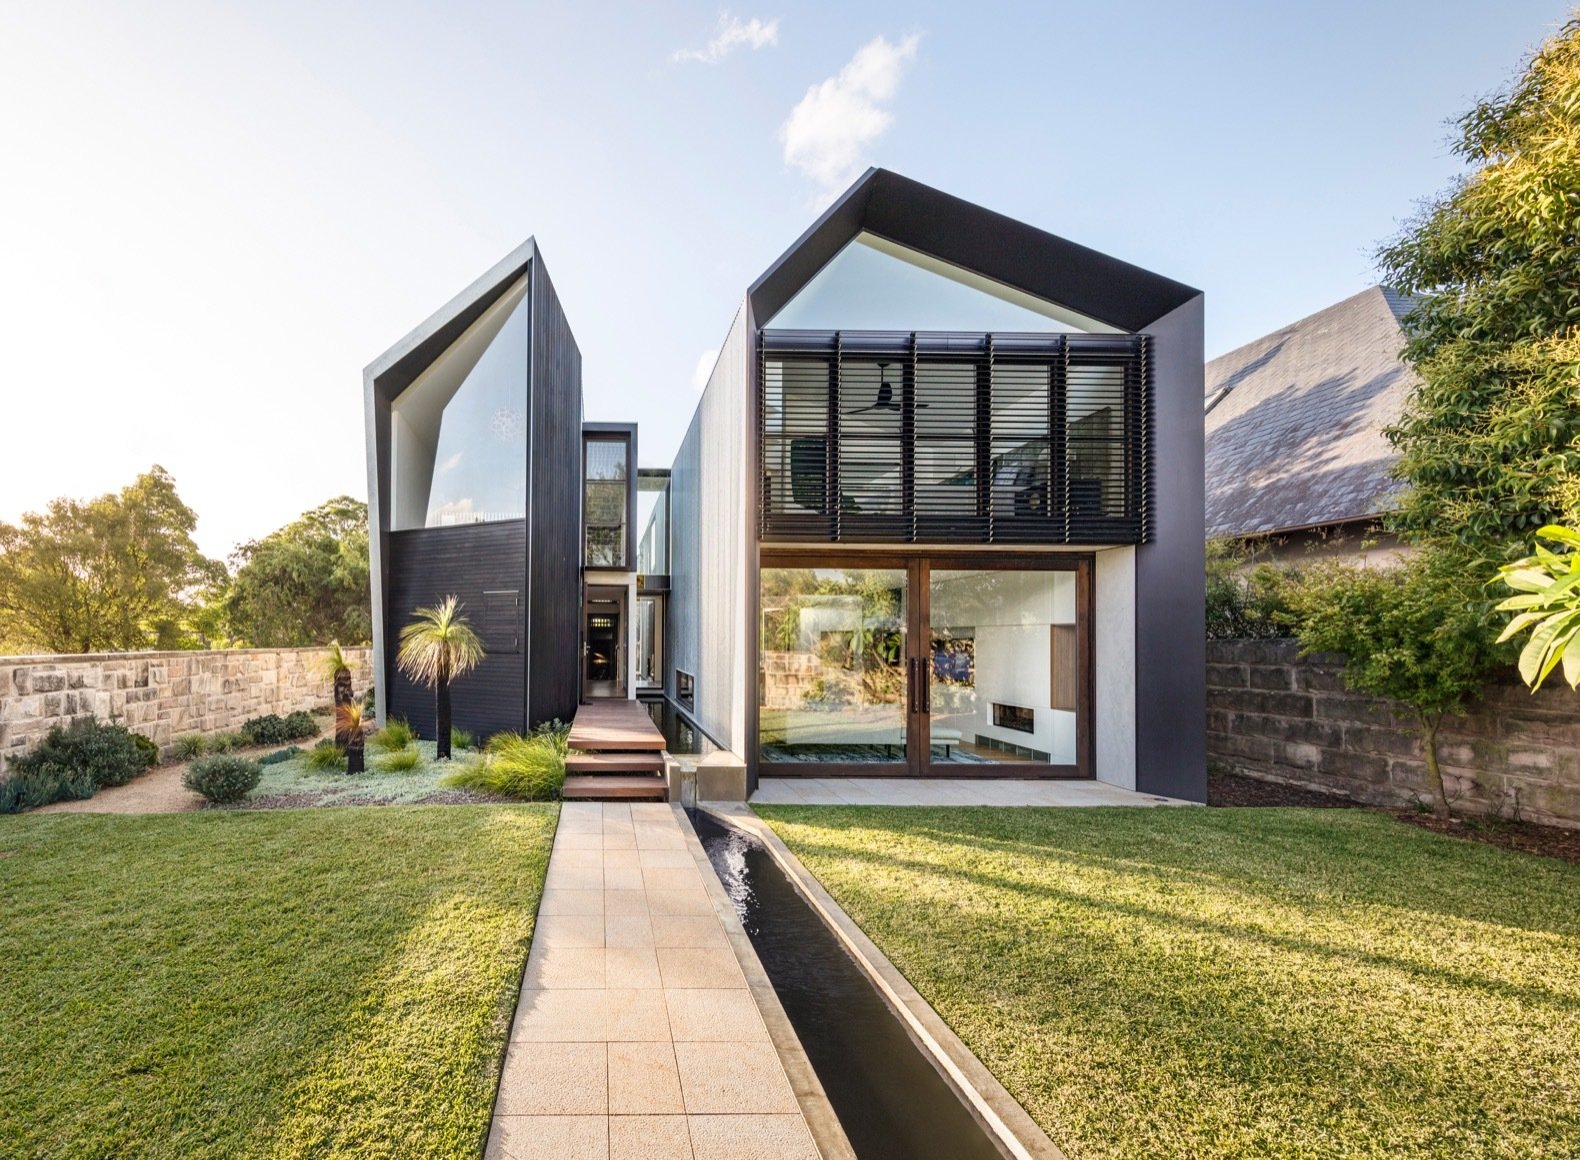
[487,802,831,1160]
[751,776,1196,807]
[33,762,201,815]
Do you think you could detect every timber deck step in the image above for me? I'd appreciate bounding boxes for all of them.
[568,701,666,753]
[565,752,666,773]
[562,774,668,801]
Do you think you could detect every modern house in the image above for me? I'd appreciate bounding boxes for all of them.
[365,169,1206,802]
[1204,286,1418,564]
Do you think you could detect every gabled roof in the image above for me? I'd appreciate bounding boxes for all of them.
[365,237,537,399]
[1204,286,1418,538]
[748,168,1200,334]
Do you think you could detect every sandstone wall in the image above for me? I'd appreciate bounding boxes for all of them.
[0,647,373,773]
[1208,639,1580,829]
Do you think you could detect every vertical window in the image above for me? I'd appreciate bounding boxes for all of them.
[585,436,629,567]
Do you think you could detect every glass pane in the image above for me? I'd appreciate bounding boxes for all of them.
[760,568,907,763]
[586,438,627,481]
[838,439,902,516]
[635,596,659,687]
[1068,362,1126,519]
[928,569,1077,765]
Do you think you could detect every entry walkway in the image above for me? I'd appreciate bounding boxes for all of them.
[486,802,833,1160]
[751,778,1196,807]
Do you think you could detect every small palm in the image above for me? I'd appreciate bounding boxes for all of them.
[397,596,485,758]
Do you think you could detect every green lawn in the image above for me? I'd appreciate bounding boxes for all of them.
[0,804,557,1159]
[757,806,1580,1159]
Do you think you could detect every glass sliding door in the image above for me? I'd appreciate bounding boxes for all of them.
[759,566,909,767]
[924,567,1079,771]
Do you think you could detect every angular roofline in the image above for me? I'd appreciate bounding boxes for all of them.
[364,237,538,396]
[747,168,1200,334]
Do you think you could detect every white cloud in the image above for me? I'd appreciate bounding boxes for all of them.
[438,451,463,474]
[780,34,920,199]
[673,13,779,64]
[693,348,720,391]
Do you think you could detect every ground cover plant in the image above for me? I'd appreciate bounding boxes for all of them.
[244,740,492,808]
[758,805,1580,1159]
[0,805,555,1158]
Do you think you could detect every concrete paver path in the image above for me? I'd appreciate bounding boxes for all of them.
[487,802,828,1160]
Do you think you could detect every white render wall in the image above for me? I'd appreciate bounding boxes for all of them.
[1094,545,1137,789]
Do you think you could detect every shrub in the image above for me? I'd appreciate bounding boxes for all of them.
[207,731,250,754]
[241,712,319,746]
[183,754,262,803]
[259,746,302,766]
[304,739,347,772]
[441,730,566,800]
[1205,540,1298,641]
[451,727,474,752]
[173,733,207,761]
[374,746,422,773]
[370,718,414,752]
[310,703,335,718]
[10,716,147,791]
[0,764,96,813]
[283,710,318,738]
[131,733,161,769]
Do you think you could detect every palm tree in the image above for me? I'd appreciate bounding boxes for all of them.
[396,596,485,759]
[322,640,354,747]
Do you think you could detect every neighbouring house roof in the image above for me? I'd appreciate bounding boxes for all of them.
[1204,286,1418,538]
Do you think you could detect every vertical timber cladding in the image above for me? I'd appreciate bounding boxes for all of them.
[386,521,528,739]
[526,253,584,726]
[757,330,1152,545]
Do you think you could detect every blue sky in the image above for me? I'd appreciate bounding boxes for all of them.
[0,0,1566,556]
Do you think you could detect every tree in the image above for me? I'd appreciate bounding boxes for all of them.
[0,467,221,653]
[1377,17,1580,561]
[226,497,370,647]
[323,641,357,747]
[396,596,485,760]
[1495,524,1580,690]
[1287,560,1499,818]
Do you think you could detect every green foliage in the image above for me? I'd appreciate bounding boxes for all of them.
[396,597,486,688]
[11,716,148,791]
[0,763,95,813]
[0,467,224,653]
[450,727,474,752]
[130,732,160,769]
[224,498,371,648]
[441,730,566,800]
[1495,524,1580,689]
[1204,539,1298,640]
[1378,19,1580,558]
[182,755,262,804]
[241,712,319,746]
[206,731,249,754]
[1286,556,1500,815]
[258,747,302,766]
[373,747,422,773]
[303,739,347,772]
[173,733,207,761]
[369,718,414,752]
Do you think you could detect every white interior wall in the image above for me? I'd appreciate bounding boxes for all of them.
[1094,545,1137,788]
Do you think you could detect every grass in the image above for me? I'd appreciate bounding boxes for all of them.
[756,805,1580,1159]
[249,741,482,807]
[441,729,567,801]
[0,804,557,1158]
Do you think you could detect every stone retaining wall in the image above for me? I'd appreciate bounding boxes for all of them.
[0,647,373,773]
[1207,639,1580,829]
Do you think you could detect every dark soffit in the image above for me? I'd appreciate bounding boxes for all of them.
[747,169,1200,334]
[364,237,538,401]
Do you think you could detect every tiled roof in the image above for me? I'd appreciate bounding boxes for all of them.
[1204,286,1418,538]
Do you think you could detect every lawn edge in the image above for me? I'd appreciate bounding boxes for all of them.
[726,804,1068,1160]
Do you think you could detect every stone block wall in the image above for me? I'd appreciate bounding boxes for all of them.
[0,647,373,774]
[1208,639,1580,829]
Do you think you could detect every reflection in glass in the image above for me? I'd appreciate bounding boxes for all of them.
[585,437,628,567]
[928,570,1076,765]
[759,568,907,762]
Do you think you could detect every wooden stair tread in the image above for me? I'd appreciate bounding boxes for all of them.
[569,701,666,752]
[562,774,668,801]
[566,752,666,772]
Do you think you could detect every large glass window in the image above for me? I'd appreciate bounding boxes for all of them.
[584,437,629,567]
[928,569,1077,765]
[390,278,531,529]
[759,568,907,763]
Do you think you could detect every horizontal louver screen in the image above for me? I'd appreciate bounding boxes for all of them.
[759,331,1151,545]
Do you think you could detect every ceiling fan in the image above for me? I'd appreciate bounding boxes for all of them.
[848,361,928,414]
